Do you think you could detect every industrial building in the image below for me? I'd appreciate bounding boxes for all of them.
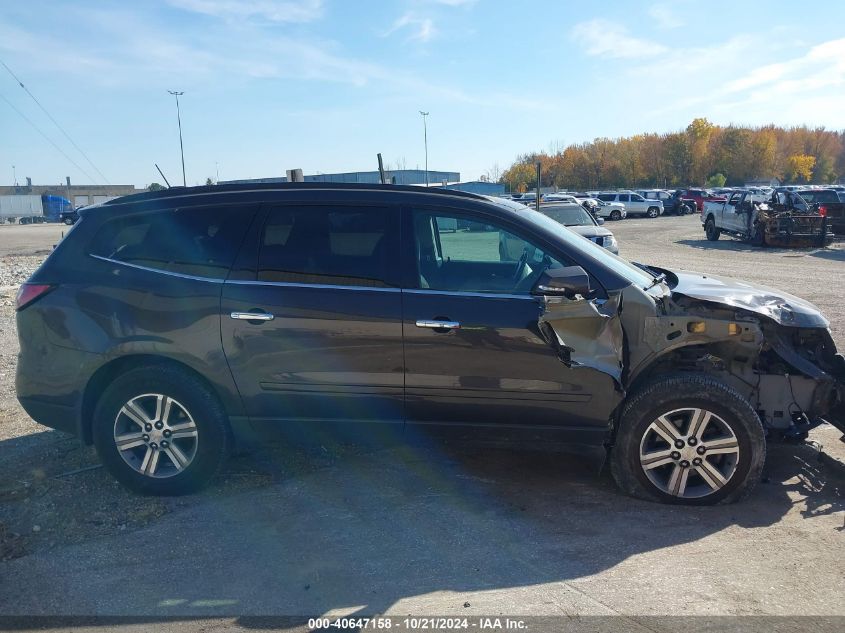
[222,169,460,187]
[0,178,143,208]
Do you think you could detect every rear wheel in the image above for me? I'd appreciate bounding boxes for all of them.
[705,217,720,241]
[610,209,622,221]
[610,374,765,505]
[92,365,231,495]
[646,206,660,218]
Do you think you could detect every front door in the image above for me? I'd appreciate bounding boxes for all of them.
[221,204,405,428]
[402,208,620,443]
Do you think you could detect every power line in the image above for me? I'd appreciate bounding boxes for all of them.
[0,58,110,184]
[0,91,97,183]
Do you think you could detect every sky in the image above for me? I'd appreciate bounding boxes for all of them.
[1,0,844,188]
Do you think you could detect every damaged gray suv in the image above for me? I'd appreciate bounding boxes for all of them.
[16,183,845,503]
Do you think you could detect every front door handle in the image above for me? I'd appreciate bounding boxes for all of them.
[416,319,461,330]
[230,311,275,321]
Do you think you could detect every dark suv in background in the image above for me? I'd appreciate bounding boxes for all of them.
[16,184,845,503]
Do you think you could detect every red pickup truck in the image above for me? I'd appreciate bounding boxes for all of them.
[681,188,726,212]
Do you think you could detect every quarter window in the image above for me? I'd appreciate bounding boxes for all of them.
[258,206,395,287]
[89,206,254,279]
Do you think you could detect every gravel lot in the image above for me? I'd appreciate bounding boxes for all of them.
[0,219,843,625]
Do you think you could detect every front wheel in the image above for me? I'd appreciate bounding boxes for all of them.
[610,209,622,221]
[646,206,660,218]
[610,374,765,505]
[92,365,231,495]
[63,217,74,225]
[705,217,720,241]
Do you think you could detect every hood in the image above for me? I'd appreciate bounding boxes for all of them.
[666,269,829,328]
[569,225,612,239]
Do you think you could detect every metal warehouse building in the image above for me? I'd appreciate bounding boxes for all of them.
[222,169,460,186]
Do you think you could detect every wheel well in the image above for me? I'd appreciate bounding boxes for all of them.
[80,354,226,444]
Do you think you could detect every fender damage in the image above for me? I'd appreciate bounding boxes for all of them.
[535,269,845,442]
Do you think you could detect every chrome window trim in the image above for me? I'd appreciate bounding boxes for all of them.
[89,254,224,283]
[224,279,401,293]
[404,288,535,300]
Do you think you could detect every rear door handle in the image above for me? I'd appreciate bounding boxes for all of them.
[416,319,460,330]
[230,311,275,321]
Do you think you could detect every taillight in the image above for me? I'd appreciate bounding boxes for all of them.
[818,205,827,217]
[15,284,55,311]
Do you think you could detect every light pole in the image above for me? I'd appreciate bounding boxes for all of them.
[12,164,16,186]
[168,90,186,187]
[419,111,429,186]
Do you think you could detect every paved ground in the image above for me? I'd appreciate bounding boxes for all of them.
[0,218,843,628]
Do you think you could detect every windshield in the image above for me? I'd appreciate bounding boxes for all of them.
[541,205,595,226]
[516,208,658,289]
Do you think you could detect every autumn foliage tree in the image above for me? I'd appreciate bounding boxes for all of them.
[500,119,844,191]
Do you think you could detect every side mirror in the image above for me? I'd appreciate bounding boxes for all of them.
[596,217,605,225]
[532,266,591,299]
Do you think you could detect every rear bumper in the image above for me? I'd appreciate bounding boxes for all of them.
[17,396,78,435]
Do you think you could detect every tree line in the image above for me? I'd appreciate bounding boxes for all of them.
[499,118,845,193]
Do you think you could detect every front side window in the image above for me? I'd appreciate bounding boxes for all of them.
[258,206,395,287]
[631,194,645,202]
[413,211,566,295]
[89,205,254,278]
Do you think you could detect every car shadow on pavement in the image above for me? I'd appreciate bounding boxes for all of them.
[0,429,842,622]
[675,238,835,256]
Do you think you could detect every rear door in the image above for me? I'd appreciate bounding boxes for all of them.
[221,203,405,428]
[401,206,620,441]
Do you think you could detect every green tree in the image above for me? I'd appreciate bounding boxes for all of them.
[705,173,727,187]
[147,182,165,191]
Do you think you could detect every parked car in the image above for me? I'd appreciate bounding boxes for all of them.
[679,189,725,212]
[16,183,845,503]
[583,198,627,221]
[498,201,619,255]
[596,192,662,218]
[790,189,845,235]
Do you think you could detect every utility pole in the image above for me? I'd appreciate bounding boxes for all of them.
[168,90,186,186]
[419,111,429,186]
[12,164,16,186]
[215,161,220,183]
[536,161,541,212]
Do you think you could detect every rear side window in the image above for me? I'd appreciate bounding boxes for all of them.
[258,206,396,287]
[597,194,614,202]
[89,206,254,279]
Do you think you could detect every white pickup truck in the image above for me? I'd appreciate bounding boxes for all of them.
[703,190,833,247]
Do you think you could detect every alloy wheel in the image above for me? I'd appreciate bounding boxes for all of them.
[113,393,199,478]
[639,407,740,499]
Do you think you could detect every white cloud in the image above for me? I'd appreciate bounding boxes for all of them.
[166,0,324,23]
[430,0,476,5]
[571,19,667,59]
[724,37,845,94]
[383,13,437,43]
[648,3,684,29]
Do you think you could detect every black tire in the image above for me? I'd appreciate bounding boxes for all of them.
[705,217,720,241]
[610,374,765,505]
[92,364,231,495]
[646,206,660,218]
[610,209,622,221]
[64,217,74,225]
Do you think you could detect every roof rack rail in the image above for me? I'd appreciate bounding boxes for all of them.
[105,181,489,205]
